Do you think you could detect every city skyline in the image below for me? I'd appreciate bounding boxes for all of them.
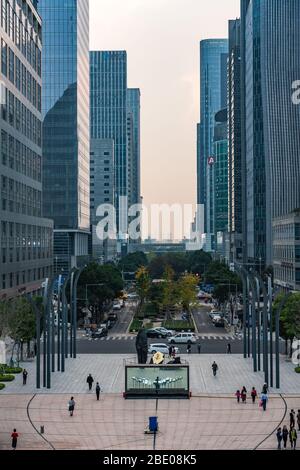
[90,0,240,215]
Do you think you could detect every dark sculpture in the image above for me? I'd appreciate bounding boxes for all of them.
[135,328,148,364]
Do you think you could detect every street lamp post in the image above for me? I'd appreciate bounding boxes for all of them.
[26,295,41,389]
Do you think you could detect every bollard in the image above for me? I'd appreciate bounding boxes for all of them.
[40,425,44,434]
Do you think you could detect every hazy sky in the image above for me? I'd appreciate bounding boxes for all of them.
[90,0,240,220]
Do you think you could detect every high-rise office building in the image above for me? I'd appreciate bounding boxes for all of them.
[213,109,228,237]
[0,0,53,299]
[89,138,116,262]
[260,0,300,290]
[198,39,228,249]
[127,88,141,208]
[228,18,243,263]
[90,51,127,236]
[39,0,90,274]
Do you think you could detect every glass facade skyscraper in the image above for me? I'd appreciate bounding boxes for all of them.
[198,39,228,248]
[90,51,127,223]
[0,0,53,299]
[127,88,141,208]
[39,0,90,273]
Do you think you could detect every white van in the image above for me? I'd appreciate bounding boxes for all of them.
[168,333,197,344]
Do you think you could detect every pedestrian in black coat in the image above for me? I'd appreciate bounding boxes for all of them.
[87,374,94,391]
[96,382,101,401]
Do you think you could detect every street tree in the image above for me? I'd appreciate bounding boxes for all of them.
[177,273,199,319]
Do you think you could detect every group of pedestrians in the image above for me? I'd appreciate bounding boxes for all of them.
[276,410,300,450]
[234,383,268,410]
[86,374,102,399]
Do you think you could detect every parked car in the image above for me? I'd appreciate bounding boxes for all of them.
[155,327,174,337]
[147,328,168,339]
[168,333,197,344]
[113,302,122,311]
[148,343,179,355]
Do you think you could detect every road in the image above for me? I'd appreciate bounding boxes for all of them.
[109,300,137,334]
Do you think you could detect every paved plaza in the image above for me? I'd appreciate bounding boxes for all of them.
[1,355,299,450]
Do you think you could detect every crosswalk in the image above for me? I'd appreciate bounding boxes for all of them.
[80,334,243,342]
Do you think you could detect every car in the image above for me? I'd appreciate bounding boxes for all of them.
[214,319,225,328]
[168,333,197,344]
[112,302,122,311]
[91,327,108,339]
[209,311,223,320]
[155,327,174,337]
[211,315,223,324]
[146,328,168,339]
[148,343,179,355]
[127,293,138,299]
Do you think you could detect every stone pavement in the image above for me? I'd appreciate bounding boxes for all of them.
[1,354,300,395]
[0,393,297,450]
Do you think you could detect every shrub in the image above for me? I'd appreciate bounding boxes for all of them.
[162,320,195,332]
[295,367,300,374]
[0,365,22,374]
[129,319,143,332]
[0,374,15,382]
[0,383,5,390]
[144,322,153,329]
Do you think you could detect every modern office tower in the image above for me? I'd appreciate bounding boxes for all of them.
[90,51,127,235]
[213,108,228,257]
[240,0,267,268]
[0,0,53,300]
[259,0,300,290]
[198,39,228,248]
[39,0,90,274]
[127,88,141,208]
[89,139,116,262]
[228,18,243,263]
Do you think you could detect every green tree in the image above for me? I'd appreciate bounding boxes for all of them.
[177,273,198,318]
[8,298,36,360]
[118,252,148,273]
[274,293,300,356]
[135,266,151,309]
[77,263,123,323]
[0,301,12,339]
[187,250,212,278]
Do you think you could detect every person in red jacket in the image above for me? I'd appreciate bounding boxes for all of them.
[251,387,257,404]
[235,390,241,403]
[11,429,19,450]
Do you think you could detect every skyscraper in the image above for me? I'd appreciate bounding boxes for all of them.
[198,39,228,250]
[127,88,141,208]
[228,18,243,262]
[0,0,53,299]
[39,0,90,273]
[90,51,127,235]
[213,109,228,238]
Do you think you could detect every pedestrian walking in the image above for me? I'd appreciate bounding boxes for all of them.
[197,344,201,354]
[262,383,268,394]
[290,409,296,428]
[11,429,18,450]
[168,346,173,358]
[187,344,192,354]
[276,428,283,450]
[212,361,218,377]
[22,369,28,385]
[282,425,289,449]
[68,397,75,417]
[289,427,297,450]
[251,387,257,404]
[86,374,94,391]
[297,410,300,431]
[260,392,268,411]
[235,390,241,403]
[226,343,231,354]
[241,386,247,404]
[95,382,101,401]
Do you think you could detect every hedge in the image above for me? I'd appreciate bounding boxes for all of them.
[0,383,5,390]
[0,365,22,374]
[295,367,300,374]
[162,320,195,332]
[0,374,15,382]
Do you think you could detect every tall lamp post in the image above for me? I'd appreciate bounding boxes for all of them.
[26,295,41,389]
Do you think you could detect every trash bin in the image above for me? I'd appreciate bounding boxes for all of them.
[149,416,158,432]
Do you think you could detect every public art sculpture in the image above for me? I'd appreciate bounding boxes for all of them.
[135,328,148,364]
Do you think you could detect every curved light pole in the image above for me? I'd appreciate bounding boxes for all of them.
[247,271,258,372]
[234,263,248,358]
[61,270,72,370]
[253,271,269,384]
[26,295,41,389]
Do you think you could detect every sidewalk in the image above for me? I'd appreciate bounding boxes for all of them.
[1,354,300,395]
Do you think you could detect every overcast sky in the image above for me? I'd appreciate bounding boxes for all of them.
[90,0,240,233]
